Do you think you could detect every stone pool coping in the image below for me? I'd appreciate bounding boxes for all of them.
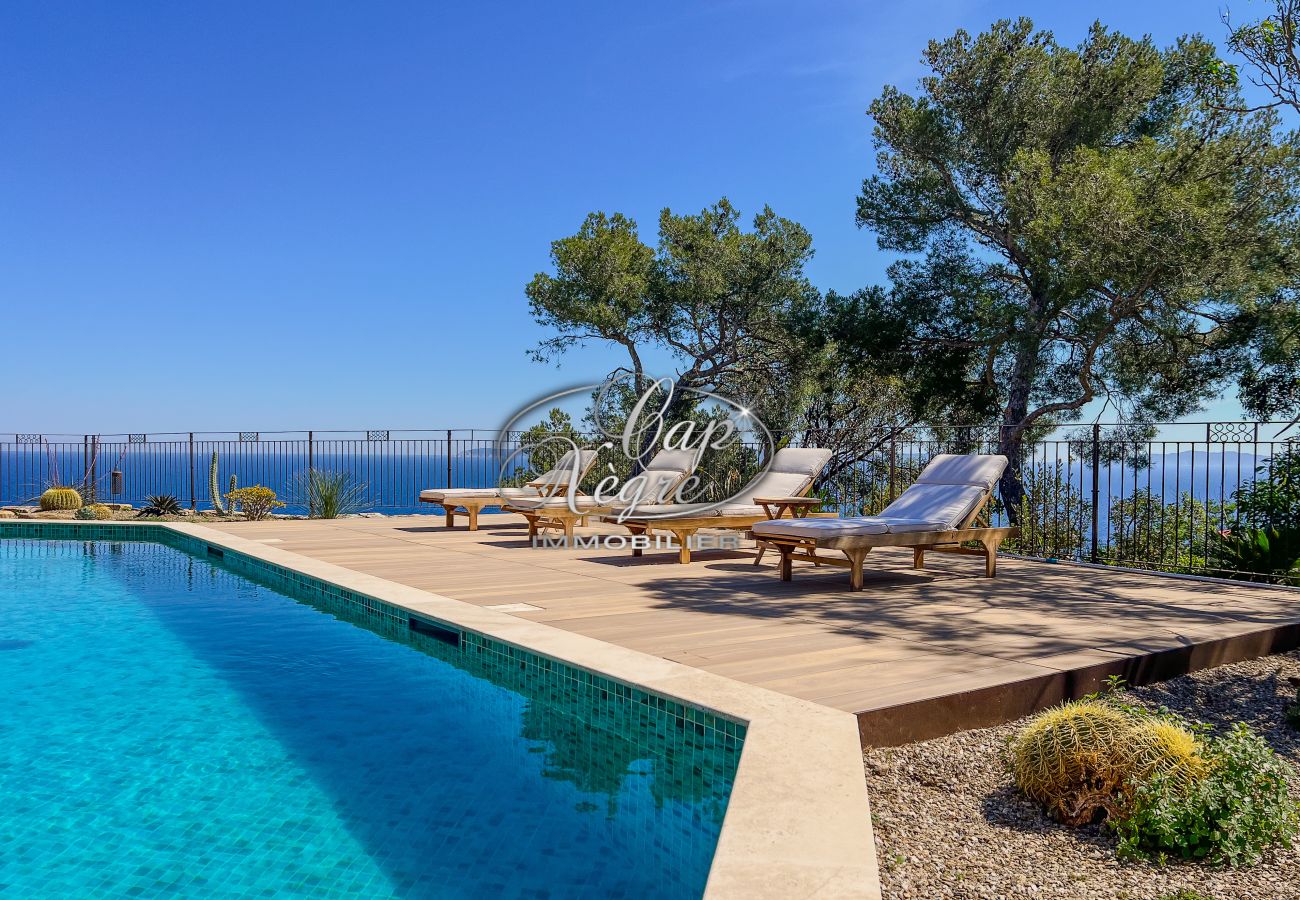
[3,520,880,899]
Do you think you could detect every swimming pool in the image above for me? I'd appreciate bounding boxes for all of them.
[0,532,743,898]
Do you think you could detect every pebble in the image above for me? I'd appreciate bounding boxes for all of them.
[865,651,1300,899]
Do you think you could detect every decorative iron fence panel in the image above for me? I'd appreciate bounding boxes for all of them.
[2,422,1296,583]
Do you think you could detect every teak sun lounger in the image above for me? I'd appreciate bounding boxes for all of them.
[602,447,834,564]
[419,448,599,531]
[750,453,1018,590]
[504,448,701,540]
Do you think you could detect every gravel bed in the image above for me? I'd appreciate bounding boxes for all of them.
[865,651,1300,899]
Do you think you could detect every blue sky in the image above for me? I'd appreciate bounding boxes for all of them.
[2,0,1284,434]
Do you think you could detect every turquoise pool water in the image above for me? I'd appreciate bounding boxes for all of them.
[0,537,741,898]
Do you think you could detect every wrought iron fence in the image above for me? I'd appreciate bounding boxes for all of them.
[3,422,1296,583]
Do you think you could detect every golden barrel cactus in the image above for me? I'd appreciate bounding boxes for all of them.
[1009,701,1208,825]
[40,487,83,511]
[1129,719,1209,791]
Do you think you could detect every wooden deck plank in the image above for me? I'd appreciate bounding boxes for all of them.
[202,514,1300,745]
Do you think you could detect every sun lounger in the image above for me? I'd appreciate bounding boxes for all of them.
[505,448,700,540]
[602,447,833,563]
[750,453,1017,589]
[419,448,599,530]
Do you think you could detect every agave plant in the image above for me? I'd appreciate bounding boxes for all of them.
[292,469,369,519]
[135,494,183,518]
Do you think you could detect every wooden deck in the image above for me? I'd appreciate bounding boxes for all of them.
[205,513,1300,745]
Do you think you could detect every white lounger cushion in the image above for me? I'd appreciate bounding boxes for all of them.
[610,447,832,518]
[878,483,987,530]
[421,487,536,502]
[533,448,600,487]
[505,495,607,511]
[915,453,1007,490]
[752,516,947,539]
[422,449,600,503]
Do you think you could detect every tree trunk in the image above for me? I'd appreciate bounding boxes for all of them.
[997,341,1037,526]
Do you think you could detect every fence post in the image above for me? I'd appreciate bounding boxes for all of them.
[307,431,315,517]
[82,435,88,495]
[188,433,196,510]
[887,431,897,504]
[1090,423,1101,563]
[89,435,97,500]
[446,429,453,488]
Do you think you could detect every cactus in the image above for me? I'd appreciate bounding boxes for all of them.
[74,506,98,519]
[209,452,227,515]
[1008,701,1143,825]
[1128,720,1209,792]
[40,486,83,511]
[89,504,113,520]
[1008,701,1207,825]
[228,474,238,514]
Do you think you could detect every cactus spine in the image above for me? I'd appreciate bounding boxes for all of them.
[209,452,227,515]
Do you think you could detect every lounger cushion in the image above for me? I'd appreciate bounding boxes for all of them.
[768,447,833,477]
[507,495,607,511]
[606,502,720,519]
[644,447,700,474]
[741,470,819,501]
[914,453,1008,490]
[751,516,947,539]
[420,487,540,501]
[879,483,986,530]
[532,448,599,487]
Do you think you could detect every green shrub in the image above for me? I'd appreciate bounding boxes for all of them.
[1210,526,1300,585]
[1115,723,1300,866]
[226,486,283,521]
[39,487,83,511]
[1156,891,1217,900]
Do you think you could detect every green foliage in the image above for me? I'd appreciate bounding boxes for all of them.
[845,18,1300,516]
[76,503,113,520]
[1115,723,1300,866]
[1004,462,1089,559]
[209,451,227,516]
[1107,490,1229,571]
[135,495,182,518]
[294,469,368,519]
[1209,526,1300,584]
[39,487,82,511]
[1233,447,1300,531]
[74,506,98,520]
[1156,891,1217,900]
[226,486,283,521]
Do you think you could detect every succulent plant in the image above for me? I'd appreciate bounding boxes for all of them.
[209,452,227,515]
[40,486,83,511]
[1009,701,1140,825]
[1008,700,1208,826]
[1128,719,1210,793]
[88,504,114,520]
[136,494,182,517]
[74,506,98,520]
